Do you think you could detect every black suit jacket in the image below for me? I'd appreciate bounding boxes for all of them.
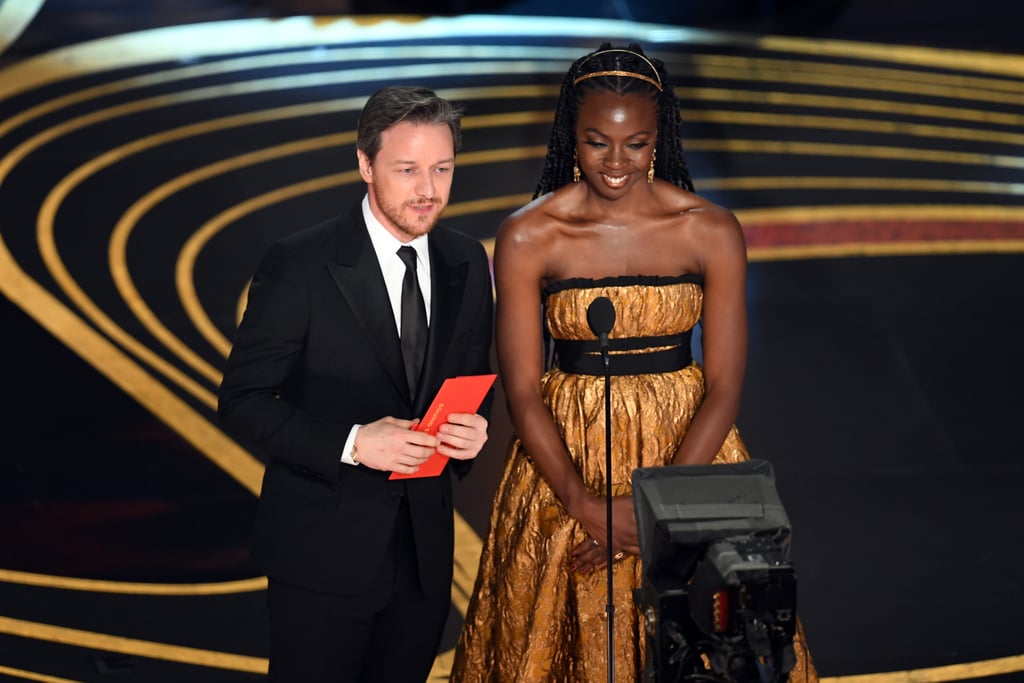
[218,205,493,595]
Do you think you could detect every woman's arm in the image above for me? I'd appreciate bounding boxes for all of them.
[672,205,749,465]
[494,213,591,513]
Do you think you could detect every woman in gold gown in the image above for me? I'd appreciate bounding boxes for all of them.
[451,44,817,682]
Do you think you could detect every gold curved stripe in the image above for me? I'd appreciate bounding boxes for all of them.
[702,177,1024,195]
[0,568,265,595]
[20,107,364,419]
[428,649,456,681]
[0,616,266,674]
[687,53,1024,97]
[443,192,535,219]
[688,139,1024,169]
[180,171,362,359]
[440,513,484,679]
[10,111,361,415]
[686,110,1024,148]
[0,509,478,603]
[451,512,483,615]
[749,239,1024,261]
[758,34,1024,79]
[825,654,1024,682]
[0,238,263,497]
[38,160,220,411]
[235,281,250,329]
[686,58,1024,107]
[0,664,79,683]
[682,86,1024,128]
[114,129,363,381]
[737,204,1024,223]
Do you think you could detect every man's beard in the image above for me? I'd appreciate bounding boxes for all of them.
[371,185,443,239]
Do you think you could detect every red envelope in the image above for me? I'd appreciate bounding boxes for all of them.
[389,374,497,480]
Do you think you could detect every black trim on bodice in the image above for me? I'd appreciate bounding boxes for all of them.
[543,273,704,298]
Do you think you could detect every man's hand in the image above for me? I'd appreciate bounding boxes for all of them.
[435,412,488,461]
[354,417,438,474]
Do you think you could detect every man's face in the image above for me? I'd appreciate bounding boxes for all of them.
[358,121,455,242]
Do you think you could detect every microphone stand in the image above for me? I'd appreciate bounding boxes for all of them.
[599,329,614,683]
[587,295,616,683]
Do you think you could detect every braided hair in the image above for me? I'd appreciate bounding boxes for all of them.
[534,43,694,197]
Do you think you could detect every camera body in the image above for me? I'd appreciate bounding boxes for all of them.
[632,461,797,682]
[641,533,796,682]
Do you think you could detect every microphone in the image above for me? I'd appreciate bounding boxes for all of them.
[587,296,616,350]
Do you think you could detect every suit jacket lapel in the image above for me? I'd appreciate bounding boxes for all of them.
[414,232,470,415]
[326,208,408,400]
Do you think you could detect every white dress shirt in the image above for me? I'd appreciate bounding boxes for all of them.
[342,195,432,465]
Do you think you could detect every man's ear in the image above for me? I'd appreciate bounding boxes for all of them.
[357,149,373,184]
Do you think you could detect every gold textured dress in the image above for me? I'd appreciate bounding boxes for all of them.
[451,276,817,682]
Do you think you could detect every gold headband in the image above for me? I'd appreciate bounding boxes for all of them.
[572,48,663,92]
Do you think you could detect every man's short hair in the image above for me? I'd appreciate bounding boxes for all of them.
[356,86,464,161]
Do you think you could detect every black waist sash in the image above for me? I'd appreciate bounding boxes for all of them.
[554,332,693,376]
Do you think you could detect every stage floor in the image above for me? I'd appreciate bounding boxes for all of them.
[1,2,1022,681]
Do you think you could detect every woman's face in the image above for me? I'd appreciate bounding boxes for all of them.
[575,88,658,198]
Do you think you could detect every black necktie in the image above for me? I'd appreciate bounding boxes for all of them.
[397,246,427,398]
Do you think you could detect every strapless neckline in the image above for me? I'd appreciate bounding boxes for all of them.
[543,273,703,297]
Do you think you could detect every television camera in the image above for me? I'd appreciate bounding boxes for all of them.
[632,460,798,682]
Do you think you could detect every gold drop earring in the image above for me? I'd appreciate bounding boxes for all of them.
[573,148,581,183]
[648,148,656,184]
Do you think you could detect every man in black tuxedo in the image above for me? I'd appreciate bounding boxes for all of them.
[218,86,493,682]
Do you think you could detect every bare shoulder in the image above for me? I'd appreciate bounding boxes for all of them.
[660,187,737,227]
[666,189,744,250]
[496,188,575,250]
[642,186,746,277]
